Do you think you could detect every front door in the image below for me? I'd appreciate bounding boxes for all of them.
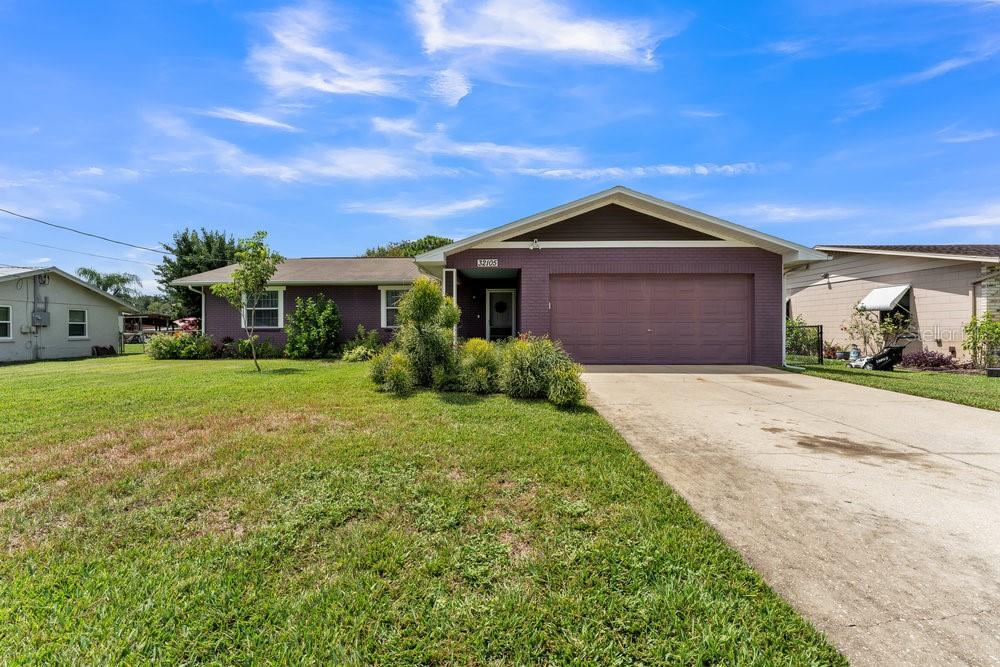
[487,290,516,341]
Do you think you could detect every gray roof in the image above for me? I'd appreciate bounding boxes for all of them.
[0,265,134,309]
[172,257,426,286]
[816,244,1000,263]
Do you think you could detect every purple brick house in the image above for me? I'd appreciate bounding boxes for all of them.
[175,187,827,365]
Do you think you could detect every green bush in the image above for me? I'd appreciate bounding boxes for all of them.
[146,333,215,360]
[394,277,461,387]
[547,364,587,407]
[284,295,342,359]
[342,324,382,354]
[499,336,570,399]
[460,338,499,393]
[224,336,284,359]
[370,347,394,386]
[383,352,414,396]
[430,355,463,391]
[343,345,377,362]
[963,312,1000,368]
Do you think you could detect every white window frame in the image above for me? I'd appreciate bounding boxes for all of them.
[68,308,89,340]
[0,304,12,341]
[241,287,285,329]
[379,285,410,329]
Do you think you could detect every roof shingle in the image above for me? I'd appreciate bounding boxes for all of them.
[172,257,426,286]
[817,244,1000,259]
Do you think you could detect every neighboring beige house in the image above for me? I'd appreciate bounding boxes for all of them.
[0,266,129,362]
[787,245,1000,358]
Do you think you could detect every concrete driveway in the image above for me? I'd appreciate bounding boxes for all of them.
[583,366,1000,667]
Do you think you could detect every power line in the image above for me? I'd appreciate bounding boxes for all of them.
[0,234,160,267]
[0,206,170,255]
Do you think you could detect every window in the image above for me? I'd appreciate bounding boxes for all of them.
[68,309,88,338]
[243,289,282,328]
[380,286,408,328]
[0,305,11,339]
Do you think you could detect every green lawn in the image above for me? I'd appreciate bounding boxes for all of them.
[796,361,1000,411]
[0,355,843,665]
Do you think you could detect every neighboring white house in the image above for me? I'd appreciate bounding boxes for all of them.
[787,245,1000,359]
[0,266,129,362]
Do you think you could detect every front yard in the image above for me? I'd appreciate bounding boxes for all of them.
[796,361,1000,412]
[0,355,842,664]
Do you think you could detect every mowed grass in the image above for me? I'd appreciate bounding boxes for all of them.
[0,355,844,665]
[797,361,1000,411]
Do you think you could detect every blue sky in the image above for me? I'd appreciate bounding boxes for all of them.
[1,0,999,291]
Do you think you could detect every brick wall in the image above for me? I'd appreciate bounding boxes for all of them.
[447,247,783,365]
[202,285,391,346]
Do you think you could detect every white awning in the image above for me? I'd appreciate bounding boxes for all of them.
[857,284,910,312]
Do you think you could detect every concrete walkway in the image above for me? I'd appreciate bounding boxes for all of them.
[583,366,1000,667]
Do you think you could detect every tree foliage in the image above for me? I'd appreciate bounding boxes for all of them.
[154,228,239,317]
[363,235,453,258]
[382,276,460,388]
[210,231,284,372]
[76,267,142,299]
[963,312,1000,368]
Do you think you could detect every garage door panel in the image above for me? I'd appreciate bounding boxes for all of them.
[550,274,752,364]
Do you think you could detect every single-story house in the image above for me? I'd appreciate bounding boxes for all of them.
[175,186,827,365]
[787,245,1000,358]
[0,266,130,362]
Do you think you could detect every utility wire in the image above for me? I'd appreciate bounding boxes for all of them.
[0,234,160,267]
[0,206,170,255]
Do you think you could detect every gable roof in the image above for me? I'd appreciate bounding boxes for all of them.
[172,257,426,287]
[415,186,829,266]
[815,245,1000,264]
[0,266,134,309]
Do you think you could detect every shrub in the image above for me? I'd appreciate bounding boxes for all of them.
[285,295,342,359]
[963,313,1000,368]
[901,350,957,369]
[460,338,499,394]
[547,364,587,407]
[370,348,394,386]
[383,352,414,396]
[343,345,377,362]
[394,277,461,387]
[224,336,284,359]
[146,332,215,360]
[342,324,382,354]
[499,335,571,399]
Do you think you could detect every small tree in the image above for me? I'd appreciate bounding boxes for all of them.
[76,267,142,299]
[963,313,1000,368]
[211,231,284,372]
[843,305,912,356]
[284,295,342,359]
[393,276,460,387]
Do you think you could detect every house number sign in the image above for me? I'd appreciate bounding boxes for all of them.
[477,258,499,268]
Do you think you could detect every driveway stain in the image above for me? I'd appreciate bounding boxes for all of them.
[749,376,804,389]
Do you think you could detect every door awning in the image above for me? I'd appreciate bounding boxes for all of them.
[857,284,910,312]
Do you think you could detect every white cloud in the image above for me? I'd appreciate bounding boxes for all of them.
[148,113,428,182]
[429,68,471,106]
[920,203,1000,228]
[372,117,580,166]
[727,203,858,222]
[679,109,724,119]
[198,107,298,131]
[345,196,492,219]
[412,0,660,65]
[71,167,105,177]
[513,163,759,179]
[248,5,398,96]
[764,40,811,55]
[840,46,998,120]
[935,126,999,143]
[25,256,52,265]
